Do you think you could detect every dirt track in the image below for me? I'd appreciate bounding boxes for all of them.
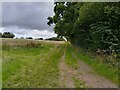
[59,48,118,88]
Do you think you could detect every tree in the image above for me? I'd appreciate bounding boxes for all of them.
[20,37,24,39]
[35,38,43,40]
[47,17,53,26]
[0,32,2,38]
[47,2,120,53]
[2,32,15,38]
[45,37,65,41]
[26,37,33,39]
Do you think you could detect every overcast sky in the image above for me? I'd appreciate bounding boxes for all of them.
[1,2,57,39]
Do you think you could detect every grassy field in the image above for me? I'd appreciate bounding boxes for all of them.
[1,38,119,88]
[2,39,65,88]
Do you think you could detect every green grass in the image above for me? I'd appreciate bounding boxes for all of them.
[72,46,118,85]
[64,45,79,69]
[2,39,118,88]
[72,77,86,88]
[2,39,65,88]
[0,40,2,89]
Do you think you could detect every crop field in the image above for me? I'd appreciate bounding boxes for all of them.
[1,38,119,88]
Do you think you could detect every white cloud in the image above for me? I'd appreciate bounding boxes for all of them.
[25,29,57,39]
[0,27,4,32]
[1,26,57,39]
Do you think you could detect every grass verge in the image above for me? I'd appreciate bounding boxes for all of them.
[64,45,79,69]
[72,77,86,88]
[72,46,118,85]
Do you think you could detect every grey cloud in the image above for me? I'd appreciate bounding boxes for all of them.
[2,2,54,31]
[0,3,2,27]
[1,26,57,39]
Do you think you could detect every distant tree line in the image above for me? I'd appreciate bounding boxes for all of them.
[0,32,15,38]
[35,38,43,40]
[26,37,33,39]
[45,37,65,41]
[0,32,65,42]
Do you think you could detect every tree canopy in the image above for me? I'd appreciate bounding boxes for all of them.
[0,32,2,38]
[2,32,15,38]
[47,2,120,53]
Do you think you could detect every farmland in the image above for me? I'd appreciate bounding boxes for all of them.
[1,38,118,88]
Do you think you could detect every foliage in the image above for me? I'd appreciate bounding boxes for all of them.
[26,37,33,39]
[45,37,65,41]
[47,2,120,65]
[2,32,15,38]
[35,38,43,40]
[20,37,25,39]
[47,17,53,26]
[0,32,2,38]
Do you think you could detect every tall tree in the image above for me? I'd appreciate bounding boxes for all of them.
[47,2,120,52]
